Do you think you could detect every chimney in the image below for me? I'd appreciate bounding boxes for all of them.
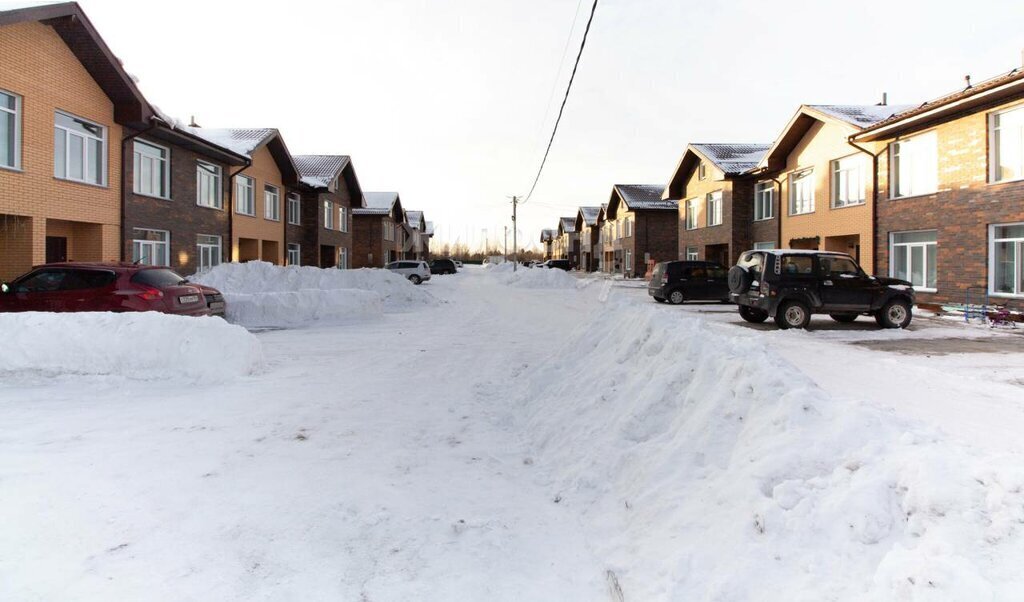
[188,115,199,127]
[880,92,888,106]
[965,74,972,89]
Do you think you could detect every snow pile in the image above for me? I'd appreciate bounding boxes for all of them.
[487,264,579,289]
[192,262,435,327]
[0,312,262,381]
[518,298,1024,600]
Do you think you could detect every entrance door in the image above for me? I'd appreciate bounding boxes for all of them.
[46,236,67,263]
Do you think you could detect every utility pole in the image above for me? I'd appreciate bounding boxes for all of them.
[511,196,518,272]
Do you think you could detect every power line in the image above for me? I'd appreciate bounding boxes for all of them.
[532,0,585,157]
[522,0,599,204]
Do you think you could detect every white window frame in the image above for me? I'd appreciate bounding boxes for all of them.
[625,250,633,272]
[890,131,938,198]
[890,229,937,292]
[752,241,775,251]
[235,175,255,216]
[324,200,334,230]
[287,243,301,266]
[338,247,348,269]
[685,198,699,230]
[789,168,815,215]
[989,222,1024,297]
[706,191,723,226]
[54,110,106,186]
[698,162,706,180]
[131,228,170,267]
[754,181,773,221]
[0,88,22,170]
[989,104,1024,184]
[339,206,349,233]
[196,234,222,272]
[287,192,301,225]
[685,246,698,261]
[264,185,281,221]
[132,139,170,199]
[196,161,222,209]
[624,217,633,238]
[831,154,865,208]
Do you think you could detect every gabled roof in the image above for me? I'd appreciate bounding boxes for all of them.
[577,206,601,225]
[607,184,675,219]
[293,154,366,207]
[540,229,557,243]
[356,192,404,221]
[405,210,426,230]
[424,221,435,237]
[759,104,915,172]
[0,1,153,129]
[185,127,300,185]
[854,68,1024,142]
[558,217,577,235]
[665,143,771,199]
[145,107,248,166]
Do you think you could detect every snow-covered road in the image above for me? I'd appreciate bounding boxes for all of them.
[3,266,1024,601]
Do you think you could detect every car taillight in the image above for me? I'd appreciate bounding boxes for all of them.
[136,286,164,301]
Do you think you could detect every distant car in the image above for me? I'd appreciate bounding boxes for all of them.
[539,259,571,271]
[430,259,458,275]
[648,261,730,304]
[728,250,915,329]
[386,260,431,284]
[454,260,464,268]
[0,262,214,316]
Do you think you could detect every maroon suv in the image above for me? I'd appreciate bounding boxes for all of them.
[0,262,223,316]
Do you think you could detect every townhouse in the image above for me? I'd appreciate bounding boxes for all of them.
[540,229,556,260]
[605,184,678,277]
[556,216,579,267]
[292,154,365,268]
[352,192,405,268]
[0,2,152,280]
[755,104,912,269]
[668,143,771,266]
[404,210,429,261]
[575,206,601,271]
[852,68,1024,310]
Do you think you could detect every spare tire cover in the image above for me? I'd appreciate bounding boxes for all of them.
[728,265,752,294]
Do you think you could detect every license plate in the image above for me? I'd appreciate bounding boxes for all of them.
[209,301,225,311]
[178,294,200,304]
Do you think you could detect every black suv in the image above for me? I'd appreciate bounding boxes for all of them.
[648,261,729,304]
[429,259,458,275]
[540,259,571,271]
[728,250,915,329]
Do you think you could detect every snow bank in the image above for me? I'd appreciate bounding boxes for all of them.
[192,262,435,327]
[487,264,580,289]
[0,312,262,381]
[518,298,1024,600]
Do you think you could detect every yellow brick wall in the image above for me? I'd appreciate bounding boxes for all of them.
[0,22,122,279]
[779,118,876,268]
[232,144,285,264]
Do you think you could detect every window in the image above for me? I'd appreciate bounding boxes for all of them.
[132,140,169,198]
[780,255,814,276]
[789,168,814,215]
[235,175,255,215]
[685,246,698,261]
[624,218,633,237]
[196,161,222,209]
[706,191,723,226]
[891,131,937,198]
[339,206,349,233]
[685,198,699,230]
[990,223,1024,296]
[821,256,860,277]
[698,162,706,180]
[754,182,773,221]
[625,250,633,272]
[1,89,21,169]
[287,193,301,225]
[196,234,222,272]
[339,247,348,269]
[54,111,106,185]
[287,243,301,266]
[264,185,280,221]
[891,230,937,291]
[831,155,865,208]
[383,221,394,241]
[323,200,334,229]
[753,241,775,250]
[132,229,169,266]
[991,105,1024,182]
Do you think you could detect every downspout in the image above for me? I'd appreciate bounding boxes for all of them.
[847,136,881,272]
[120,123,157,261]
[768,175,783,249]
[227,160,253,262]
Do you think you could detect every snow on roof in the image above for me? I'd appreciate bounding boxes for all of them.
[559,217,577,233]
[615,184,675,210]
[540,229,557,242]
[364,192,399,211]
[424,221,435,236]
[806,104,917,128]
[578,206,601,226]
[406,210,425,228]
[293,154,350,188]
[691,143,771,175]
[184,127,276,158]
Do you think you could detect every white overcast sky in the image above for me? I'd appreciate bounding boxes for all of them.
[76,0,1024,251]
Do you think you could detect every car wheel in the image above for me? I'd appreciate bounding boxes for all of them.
[775,300,811,329]
[877,299,912,329]
[739,305,769,323]
[409,274,422,285]
[668,290,685,305]
[830,313,858,323]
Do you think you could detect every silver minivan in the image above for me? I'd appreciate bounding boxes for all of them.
[386,260,432,285]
